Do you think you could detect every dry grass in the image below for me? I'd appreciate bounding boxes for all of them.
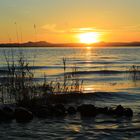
[0,51,84,105]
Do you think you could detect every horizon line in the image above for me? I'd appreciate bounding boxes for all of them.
[1,40,140,45]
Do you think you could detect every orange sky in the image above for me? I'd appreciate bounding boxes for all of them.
[0,0,140,43]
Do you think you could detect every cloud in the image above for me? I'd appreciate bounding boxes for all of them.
[104,25,140,33]
[121,25,140,32]
[67,27,107,35]
[41,24,65,33]
[41,24,108,35]
[69,27,96,33]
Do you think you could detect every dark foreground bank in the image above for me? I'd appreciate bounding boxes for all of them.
[0,92,134,123]
[0,92,140,140]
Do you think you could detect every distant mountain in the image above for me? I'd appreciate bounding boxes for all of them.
[0,41,140,47]
[0,41,52,47]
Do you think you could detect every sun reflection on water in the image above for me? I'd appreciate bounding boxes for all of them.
[84,86,95,93]
[95,124,118,129]
[86,46,91,50]
[65,124,81,133]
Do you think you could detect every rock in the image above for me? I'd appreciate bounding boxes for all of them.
[77,104,97,117]
[31,104,66,118]
[53,104,66,117]
[15,107,33,122]
[96,107,109,115]
[54,104,66,113]
[115,105,124,116]
[54,109,66,117]
[30,105,54,118]
[3,106,14,120]
[0,109,6,121]
[67,106,76,115]
[107,107,115,115]
[35,108,52,118]
[124,108,133,117]
[0,106,14,121]
[114,105,133,118]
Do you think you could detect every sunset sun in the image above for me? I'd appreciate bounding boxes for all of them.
[79,32,100,44]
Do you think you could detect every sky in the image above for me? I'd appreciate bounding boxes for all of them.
[0,0,140,43]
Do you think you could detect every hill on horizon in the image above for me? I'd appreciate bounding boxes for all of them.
[1,41,140,47]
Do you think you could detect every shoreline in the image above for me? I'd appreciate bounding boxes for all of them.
[0,93,134,123]
[1,41,140,48]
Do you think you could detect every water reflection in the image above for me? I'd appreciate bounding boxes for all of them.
[85,46,92,69]
[86,46,92,50]
[85,46,92,57]
[65,124,81,133]
[0,47,140,94]
[84,86,95,93]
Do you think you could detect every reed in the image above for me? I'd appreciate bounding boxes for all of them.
[129,65,140,80]
[0,51,84,105]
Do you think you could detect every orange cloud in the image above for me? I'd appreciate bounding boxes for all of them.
[41,24,65,33]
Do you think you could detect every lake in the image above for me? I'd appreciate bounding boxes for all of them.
[1,46,140,93]
[0,46,140,139]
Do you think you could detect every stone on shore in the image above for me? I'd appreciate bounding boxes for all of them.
[67,106,77,115]
[124,108,133,117]
[77,104,97,117]
[0,106,14,121]
[15,107,33,122]
[53,104,66,117]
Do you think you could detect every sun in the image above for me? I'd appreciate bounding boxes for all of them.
[79,32,100,44]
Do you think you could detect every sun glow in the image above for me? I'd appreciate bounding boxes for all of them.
[79,32,100,44]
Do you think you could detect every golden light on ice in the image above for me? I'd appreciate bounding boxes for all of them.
[79,32,100,44]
